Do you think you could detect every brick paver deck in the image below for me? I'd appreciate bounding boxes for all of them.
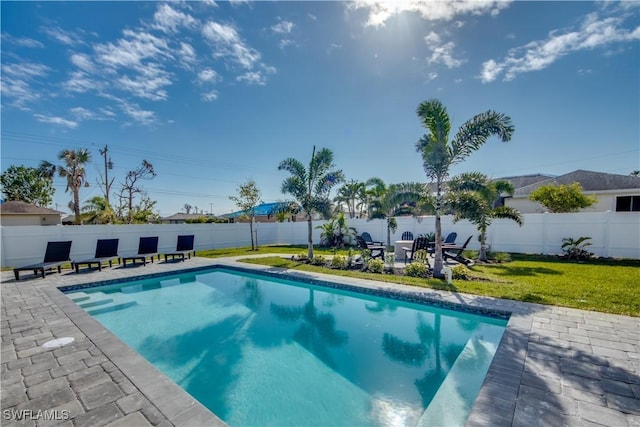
[1,256,638,426]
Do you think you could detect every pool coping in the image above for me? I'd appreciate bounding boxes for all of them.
[3,255,639,426]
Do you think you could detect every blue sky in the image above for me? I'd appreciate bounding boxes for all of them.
[2,1,639,217]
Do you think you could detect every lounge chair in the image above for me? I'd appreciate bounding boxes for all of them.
[73,239,120,273]
[356,235,384,259]
[122,237,159,267]
[401,231,414,241]
[13,241,72,280]
[164,235,195,262]
[402,236,430,265]
[361,232,383,246]
[443,235,473,264]
[428,232,457,253]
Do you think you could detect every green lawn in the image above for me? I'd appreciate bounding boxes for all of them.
[199,247,640,317]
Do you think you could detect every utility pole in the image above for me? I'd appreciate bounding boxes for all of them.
[99,145,114,204]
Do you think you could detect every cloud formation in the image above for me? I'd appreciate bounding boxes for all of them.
[424,32,465,69]
[481,12,640,82]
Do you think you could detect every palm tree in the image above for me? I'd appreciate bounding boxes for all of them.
[41,148,92,225]
[334,180,366,219]
[278,146,344,259]
[446,172,523,261]
[366,178,427,249]
[82,196,115,224]
[415,99,514,277]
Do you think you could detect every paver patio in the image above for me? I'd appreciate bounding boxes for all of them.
[1,256,638,426]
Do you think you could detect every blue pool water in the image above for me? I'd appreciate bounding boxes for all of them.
[64,267,507,426]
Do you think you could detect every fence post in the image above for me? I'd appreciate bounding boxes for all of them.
[541,212,549,255]
[603,211,611,258]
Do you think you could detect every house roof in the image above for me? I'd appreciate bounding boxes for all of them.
[224,201,297,219]
[0,200,63,215]
[512,170,640,197]
[496,173,555,190]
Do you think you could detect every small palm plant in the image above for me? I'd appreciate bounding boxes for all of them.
[561,237,593,261]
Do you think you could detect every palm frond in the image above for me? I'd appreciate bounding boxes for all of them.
[417,99,451,144]
[491,206,523,226]
[451,111,514,163]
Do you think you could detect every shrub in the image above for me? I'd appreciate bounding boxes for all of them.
[297,252,309,261]
[494,252,511,263]
[462,250,479,260]
[450,264,470,280]
[330,255,348,269]
[405,262,430,278]
[368,259,384,273]
[561,237,593,261]
[310,255,326,266]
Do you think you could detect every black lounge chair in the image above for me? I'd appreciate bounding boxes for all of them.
[356,235,384,259]
[428,232,457,253]
[122,237,159,267]
[73,239,120,273]
[402,236,430,265]
[13,241,72,280]
[164,235,195,262]
[443,235,473,264]
[401,231,414,241]
[361,232,383,246]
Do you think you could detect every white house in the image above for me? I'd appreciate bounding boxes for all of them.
[0,201,63,226]
[501,170,640,213]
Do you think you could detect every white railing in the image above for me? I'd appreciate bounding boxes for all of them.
[1,212,638,267]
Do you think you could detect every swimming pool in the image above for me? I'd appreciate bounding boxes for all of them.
[63,266,508,426]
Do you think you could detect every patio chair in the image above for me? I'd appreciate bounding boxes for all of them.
[356,236,384,259]
[73,239,120,273]
[13,241,72,280]
[164,235,195,262]
[361,232,383,246]
[428,232,457,253]
[443,235,473,264]
[401,231,414,241]
[402,236,430,265]
[122,237,159,267]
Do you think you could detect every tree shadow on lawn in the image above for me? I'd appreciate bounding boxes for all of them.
[490,265,563,277]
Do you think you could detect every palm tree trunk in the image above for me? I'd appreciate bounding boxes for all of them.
[250,217,255,250]
[433,179,444,278]
[386,218,392,251]
[73,188,81,225]
[307,214,314,259]
[479,231,488,262]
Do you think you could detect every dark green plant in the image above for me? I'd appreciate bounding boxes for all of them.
[279,146,344,259]
[316,212,357,248]
[415,99,514,277]
[561,237,593,261]
[0,165,56,206]
[494,252,512,263]
[310,255,327,266]
[530,182,597,213]
[405,262,430,278]
[330,255,348,269]
[450,264,470,279]
[368,259,384,273]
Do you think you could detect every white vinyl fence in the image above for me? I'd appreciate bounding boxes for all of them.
[1,212,638,267]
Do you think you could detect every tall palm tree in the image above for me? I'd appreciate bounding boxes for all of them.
[41,148,92,225]
[366,178,426,249]
[447,172,523,261]
[415,99,514,277]
[278,146,344,259]
[334,180,366,219]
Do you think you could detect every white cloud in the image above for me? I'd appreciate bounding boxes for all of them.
[33,113,78,128]
[202,0,218,6]
[307,13,317,21]
[117,72,172,101]
[427,72,438,80]
[423,32,465,68]
[94,29,172,70]
[202,21,261,69]
[236,71,266,85]
[70,107,96,120]
[63,71,99,93]
[120,101,156,125]
[70,53,96,73]
[202,90,219,102]
[178,42,197,67]
[198,68,219,82]
[1,34,44,48]
[1,61,50,109]
[328,43,343,54]
[152,3,197,33]
[40,26,79,45]
[272,20,294,34]
[279,39,296,50]
[347,1,511,27]
[480,12,640,82]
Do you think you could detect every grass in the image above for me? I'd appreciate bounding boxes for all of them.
[210,246,640,317]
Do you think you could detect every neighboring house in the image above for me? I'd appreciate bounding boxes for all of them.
[501,170,640,213]
[0,201,63,226]
[223,202,303,223]
[159,213,216,224]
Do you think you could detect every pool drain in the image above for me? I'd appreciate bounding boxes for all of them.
[42,337,75,348]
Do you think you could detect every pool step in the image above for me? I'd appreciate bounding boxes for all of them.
[79,298,114,309]
[88,301,138,316]
[67,292,91,303]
